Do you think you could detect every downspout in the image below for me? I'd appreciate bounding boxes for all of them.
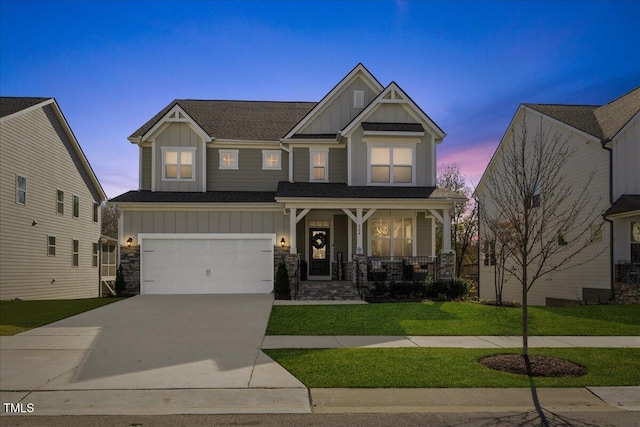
[280,142,294,183]
[602,140,614,294]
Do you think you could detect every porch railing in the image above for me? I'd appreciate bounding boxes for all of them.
[615,262,640,285]
[365,256,437,283]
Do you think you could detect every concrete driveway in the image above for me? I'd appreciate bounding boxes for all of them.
[1,295,308,414]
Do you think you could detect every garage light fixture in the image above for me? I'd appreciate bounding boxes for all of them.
[280,237,286,247]
[126,237,133,248]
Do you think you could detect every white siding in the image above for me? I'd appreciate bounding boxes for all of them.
[611,114,640,199]
[0,106,101,300]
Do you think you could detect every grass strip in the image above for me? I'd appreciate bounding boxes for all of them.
[0,297,124,335]
[265,347,640,388]
[267,302,640,336]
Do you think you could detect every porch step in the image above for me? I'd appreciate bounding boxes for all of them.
[294,280,363,301]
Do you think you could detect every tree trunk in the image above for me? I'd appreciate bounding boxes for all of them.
[522,281,529,356]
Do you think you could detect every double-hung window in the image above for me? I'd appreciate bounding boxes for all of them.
[93,203,99,223]
[310,149,328,182]
[92,242,99,267]
[57,190,64,215]
[219,150,239,170]
[163,147,195,180]
[262,150,281,170]
[72,240,79,267]
[369,147,414,184]
[48,236,56,256]
[483,240,496,266]
[16,175,27,205]
[72,195,80,218]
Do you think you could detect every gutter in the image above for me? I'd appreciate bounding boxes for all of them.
[601,140,615,293]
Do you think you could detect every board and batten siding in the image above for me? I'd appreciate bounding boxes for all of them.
[611,114,640,199]
[298,77,378,135]
[121,210,287,246]
[141,146,152,190]
[416,215,435,257]
[478,111,611,305]
[0,105,101,300]
[292,147,347,183]
[207,148,287,191]
[154,123,203,192]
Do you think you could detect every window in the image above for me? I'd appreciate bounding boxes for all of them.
[370,216,413,257]
[558,232,568,246]
[72,240,79,267]
[483,240,496,266]
[16,175,26,205]
[93,203,99,223]
[353,90,365,108]
[590,224,603,243]
[262,150,281,170]
[72,195,79,218]
[631,222,640,263]
[92,242,99,267]
[369,147,414,184]
[48,236,56,256]
[219,150,239,170]
[162,148,195,180]
[526,182,541,208]
[57,190,64,215]
[310,149,328,182]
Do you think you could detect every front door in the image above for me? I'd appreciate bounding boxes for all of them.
[309,227,330,276]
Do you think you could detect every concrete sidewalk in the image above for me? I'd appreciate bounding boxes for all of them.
[263,335,640,349]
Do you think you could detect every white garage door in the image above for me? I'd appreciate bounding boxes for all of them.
[140,234,274,294]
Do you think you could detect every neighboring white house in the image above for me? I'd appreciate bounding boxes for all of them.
[476,87,639,306]
[110,64,465,295]
[0,97,107,300]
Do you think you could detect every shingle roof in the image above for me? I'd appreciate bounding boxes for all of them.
[275,182,466,200]
[362,122,425,132]
[110,190,276,203]
[604,195,640,217]
[524,86,640,141]
[0,97,50,118]
[130,100,317,141]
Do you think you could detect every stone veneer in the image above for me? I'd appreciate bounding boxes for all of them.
[437,252,456,282]
[120,246,140,295]
[613,281,640,304]
[273,246,301,287]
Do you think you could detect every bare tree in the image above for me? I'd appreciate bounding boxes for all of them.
[479,114,605,355]
[437,164,478,276]
[101,204,120,239]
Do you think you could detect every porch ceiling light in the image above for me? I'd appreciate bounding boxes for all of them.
[280,237,286,247]
[126,237,133,248]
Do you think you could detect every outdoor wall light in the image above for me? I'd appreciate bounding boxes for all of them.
[126,237,133,248]
[280,237,286,247]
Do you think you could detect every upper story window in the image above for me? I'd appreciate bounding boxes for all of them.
[526,182,541,208]
[16,175,26,205]
[57,190,64,215]
[93,203,99,223]
[219,150,239,170]
[162,147,195,180]
[262,150,281,170]
[368,146,414,185]
[48,236,56,256]
[72,195,80,218]
[92,242,99,267]
[483,240,496,266]
[353,90,365,108]
[310,149,328,182]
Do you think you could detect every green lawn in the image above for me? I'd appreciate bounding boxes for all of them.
[267,302,640,336]
[0,298,124,335]
[265,347,640,388]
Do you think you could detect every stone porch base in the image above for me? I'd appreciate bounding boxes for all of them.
[294,280,362,301]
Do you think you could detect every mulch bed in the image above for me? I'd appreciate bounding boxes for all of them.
[479,354,587,377]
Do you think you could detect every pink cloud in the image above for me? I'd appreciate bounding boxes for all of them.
[437,140,499,188]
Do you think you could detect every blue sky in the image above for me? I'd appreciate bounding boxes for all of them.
[2,0,639,198]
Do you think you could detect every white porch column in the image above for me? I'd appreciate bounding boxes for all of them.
[289,208,297,254]
[442,209,452,253]
[356,208,363,254]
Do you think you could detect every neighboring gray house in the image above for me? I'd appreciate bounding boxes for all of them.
[111,64,465,295]
[0,97,107,300]
[476,87,640,306]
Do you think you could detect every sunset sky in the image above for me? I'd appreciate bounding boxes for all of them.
[2,0,638,198]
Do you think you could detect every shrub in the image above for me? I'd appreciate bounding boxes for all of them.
[115,264,126,295]
[425,279,470,300]
[274,262,291,300]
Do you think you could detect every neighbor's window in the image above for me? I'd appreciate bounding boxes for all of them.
[369,147,414,184]
[483,240,496,266]
[631,222,640,263]
[92,242,99,267]
[93,203,99,223]
[310,150,328,182]
[370,216,413,257]
[219,150,239,170]
[163,148,195,180]
[48,236,56,256]
[16,175,27,205]
[590,224,603,243]
[57,190,64,214]
[262,150,281,170]
[526,182,541,208]
[558,232,568,246]
[72,240,79,267]
[72,195,80,218]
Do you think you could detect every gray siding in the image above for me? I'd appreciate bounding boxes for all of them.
[298,77,378,135]
[416,215,434,256]
[333,214,348,260]
[0,106,101,300]
[122,210,287,246]
[155,123,203,192]
[141,147,152,190]
[207,148,287,191]
[329,148,348,183]
[292,147,309,183]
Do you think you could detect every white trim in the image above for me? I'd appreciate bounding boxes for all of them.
[201,140,207,192]
[56,189,64,215]
[366,143,417,186]
[138,146,143,190]
[309,148,329,182]
[347,136,352,186]
[160,146,197,181]
[15,173,27,205]
[219,149,239,170]
[72,194,80,218]
[151,141,156,192]
[139,233,276,244]
[363,130,425,137]
[140,104,211,143]
[367,211,417,257]
[47,235,56,257]
[262,150,282,170]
